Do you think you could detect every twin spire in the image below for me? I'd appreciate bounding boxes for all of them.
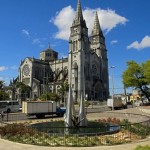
[73,0,102,35]
[92,11,103,36]
[75,0,83,21]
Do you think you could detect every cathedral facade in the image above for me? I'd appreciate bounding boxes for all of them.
[18,0,109,101]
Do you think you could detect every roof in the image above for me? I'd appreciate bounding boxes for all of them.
[40,48,58,54]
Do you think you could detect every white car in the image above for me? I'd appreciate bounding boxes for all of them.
[17,106,22,112]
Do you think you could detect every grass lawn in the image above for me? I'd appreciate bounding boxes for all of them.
[134,145,150,150]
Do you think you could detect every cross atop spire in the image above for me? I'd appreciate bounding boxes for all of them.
[48,42,51,49]
[92,11,103,36]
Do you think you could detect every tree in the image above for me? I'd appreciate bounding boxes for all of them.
[58,80,69,103]
[143,60,150,83]
[15,82,31,100]
[0,90,9,100]
[0,80,9,100]
[39,92,60,102]
[122,60,150,102]
[0,80,4,89]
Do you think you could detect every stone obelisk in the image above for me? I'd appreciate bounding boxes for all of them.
[78,91,87,126]
[65,84,74,127]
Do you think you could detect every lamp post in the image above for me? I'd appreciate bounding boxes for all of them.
[111,66,115,110]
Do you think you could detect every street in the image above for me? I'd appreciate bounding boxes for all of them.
[0,103,137,123]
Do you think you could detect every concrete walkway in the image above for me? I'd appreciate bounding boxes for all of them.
[0,137,149,150]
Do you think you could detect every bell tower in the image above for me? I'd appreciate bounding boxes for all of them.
[90,12,106,57]
[68,0,89,101]
[90,12,109,99]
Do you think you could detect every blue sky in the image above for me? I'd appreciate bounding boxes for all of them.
[0,0,150,94]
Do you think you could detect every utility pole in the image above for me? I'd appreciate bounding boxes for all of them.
[111,66,115,110]
[124,85,128,108]
[43,74,51,101]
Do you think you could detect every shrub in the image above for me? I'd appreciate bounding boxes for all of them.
[78,100,90,107]
[0,123,38,137]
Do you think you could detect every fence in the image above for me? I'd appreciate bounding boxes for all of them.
[0,112,150,147]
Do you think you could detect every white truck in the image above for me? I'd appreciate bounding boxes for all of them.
[107,97,127,110]
[22,101,66,118]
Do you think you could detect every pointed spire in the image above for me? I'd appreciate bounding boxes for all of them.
[72,0,86,27]
[92,11,103,36]
[75,0,83,21]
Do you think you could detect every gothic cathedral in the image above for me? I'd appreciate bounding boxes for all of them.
[17,0,109,101]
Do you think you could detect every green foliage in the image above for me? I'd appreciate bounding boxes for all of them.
[0,89,9,100]
[39,92,60,102]
[58,81,69,95]
[122,61,144,87]
[0,123,100,146]
[134,145,150,150]
[84,100,90,107]
[58,80,69,102]
[1,120,150,147]
[143,60,150,83]
[120,119,130,126]
[78,100,90,107]
[0,80,5,89]
[130,123,150,138]
[122,60,150,101]
[15,81,31,100]
[120,119,150,138]
[0,80,9,100]
[15,82,31,93]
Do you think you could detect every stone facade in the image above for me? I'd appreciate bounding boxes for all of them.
[18,0,109,101]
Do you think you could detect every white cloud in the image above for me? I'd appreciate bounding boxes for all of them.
[52,6,75,40]
[110,40,118,45]
[22,29,30,36]
[0,66,8,71]
[127,35,150,50]
[50,6,128,40]
[10,65,18,70]
[83,8,128,34]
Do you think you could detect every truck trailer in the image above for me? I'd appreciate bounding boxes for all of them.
[22,101,66,118]
[107,97,127,110]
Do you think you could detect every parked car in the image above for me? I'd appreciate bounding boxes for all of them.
[18,106,22,112]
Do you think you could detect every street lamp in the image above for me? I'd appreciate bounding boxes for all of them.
[110,66,115,110]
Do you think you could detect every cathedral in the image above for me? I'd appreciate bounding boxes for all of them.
[18,0,109,101]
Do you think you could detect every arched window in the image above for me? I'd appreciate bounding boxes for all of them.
[73,40,78,51]
[72,62,78,78]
